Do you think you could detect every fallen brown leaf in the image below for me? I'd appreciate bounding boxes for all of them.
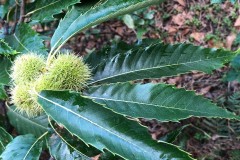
[226,33,236,49]
[173,4,184,12]
[172,14,185,26]
[166,36,174,43]
[190,32,205,42]
[164,25,178,34]
[182,28,190,36]
[234,16,240,27]
[91,154,101,160]
[199,86,212,95]
[208,39,224,48]
[172,12,192,26]
[116,27,124,36]
[175,0,186,7]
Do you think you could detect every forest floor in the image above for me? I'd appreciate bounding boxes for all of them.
[37,0,240,159]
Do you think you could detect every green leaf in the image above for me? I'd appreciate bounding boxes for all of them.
[51,0,164,52]
[29,0,79,22]
[0,105,9,129]
[223,54,240,82]
[48,134,90,160]
[99,151,124,160]
[84,41,132,69]
[210,0,222,3]
[235,32,240,44]
[0,134,43,160]
[51,126,101,157]
[84,39,159,69]
[0,127,13,154]
[38,90,193,160]
[0,56,11,85]
[211,0,236,4]
[0,0,15,18]
[122,14,135,30]
[7,106,48,137]
[0,84,7,100]
[89,42,235,84]
[85,40,159,69]
[4,23,47,55]
[0,40,17,55]
[0,6,4,19]
[230,54,240,69]
[85,82,239,121]
[160,125,189,143]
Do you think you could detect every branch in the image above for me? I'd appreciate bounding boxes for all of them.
[4,21,9,35]
[11,4,18,34]
[18,0,26,24]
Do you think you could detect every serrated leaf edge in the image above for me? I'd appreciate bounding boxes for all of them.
[86,82,240,121]
[51,0,162,54]
[37,90,194,159]
[7,106,48,131]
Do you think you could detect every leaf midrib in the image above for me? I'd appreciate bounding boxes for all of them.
[86,40,160,70]
[7,106,48,131]
[91,55,229,83]
[38,93,154,156]
[51,0,161,52]
[89,96,224,115]
[0,141,5,150]
[27,0,61,15]
[13,34,30,52]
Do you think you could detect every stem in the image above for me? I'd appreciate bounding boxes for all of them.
[11,4,18,34]
[19,0,25,24]
[234,45,240,54]
[46,52,56,67]
[189,124,211,139]
[3,21,9,35]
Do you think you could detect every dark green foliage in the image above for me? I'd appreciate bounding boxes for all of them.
[0,56,11,85]
[0,134,43,160]
[0,40,17,55]
[86,82,239,121]
[7,106,48,137]
[30,0,80,22]
[4,23,47,55]
[48,134,90,160]
[225,54,240,82]
[211,0,236,4]
[87,42,235,84]
[0,0,15,18]
[38,90,193,160]
[0,127,12,154]
[0,85,7,100]
[51,0,163,52]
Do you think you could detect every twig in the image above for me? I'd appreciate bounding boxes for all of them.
[11,4,18,34]
[0,18,3,25]
[227,119,235,134]
[0,18,5,32]
[18,0,25,23]
[189,124,212,139]
[4,21,9,35]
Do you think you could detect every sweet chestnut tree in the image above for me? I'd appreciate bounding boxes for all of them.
[0,0,239,159]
